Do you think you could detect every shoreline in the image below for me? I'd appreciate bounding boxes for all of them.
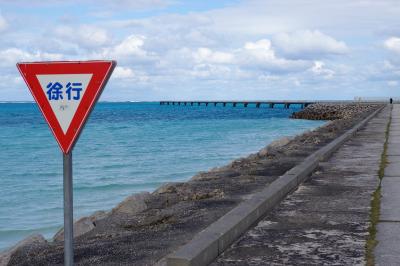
[0,103,318,251]
[1,103,383,266]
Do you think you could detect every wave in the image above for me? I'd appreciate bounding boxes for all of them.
[0,225,60,238]
[0,101,35,104]
[74,181,163,192]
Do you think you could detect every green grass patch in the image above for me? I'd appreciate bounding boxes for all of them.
[378,114,391,180]
[365,106,392,266]
[366,186,382,266]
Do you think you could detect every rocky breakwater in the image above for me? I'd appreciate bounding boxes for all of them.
[2,103,384,265]
[291,103,381,120]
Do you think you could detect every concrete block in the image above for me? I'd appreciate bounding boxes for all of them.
[318,137,345,161]
[215,175,299,252]
[375,223,400,266]
[273,173,300,195]
[389,132,400,139]
[250,180,289,209]
[387,155,400,164]
[387,140,400,146]
[389,126,400,132]
[384,162,400,177]
[216,204,260,252]
[380,178,400,221]
[166,229,219,266]
[386,144,400,156]
[166,173,299,266]
[285,155,319,183]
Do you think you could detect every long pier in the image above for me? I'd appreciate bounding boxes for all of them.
[159,100,316,109]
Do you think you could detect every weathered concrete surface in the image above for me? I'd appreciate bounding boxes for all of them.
[375,223,400,266]
[380,178,400,221]
[212,106,389,265]
[375,104,400,265]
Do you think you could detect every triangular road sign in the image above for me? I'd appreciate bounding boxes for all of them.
[17,60,116,154]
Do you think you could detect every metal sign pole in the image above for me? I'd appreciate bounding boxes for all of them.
[17,60,115,266]
[63,152,73,266]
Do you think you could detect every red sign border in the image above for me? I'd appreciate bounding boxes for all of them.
[17,60,116,154]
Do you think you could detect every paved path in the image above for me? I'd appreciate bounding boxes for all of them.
[375,104,400,265]
[212,106,390,265]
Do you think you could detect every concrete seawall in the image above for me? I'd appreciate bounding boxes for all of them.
[213,103,390,265]
[166,105,385,266]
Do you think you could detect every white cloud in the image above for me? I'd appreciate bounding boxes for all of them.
[192,48,233,64]
[381,60,400,76]
[110,35,146,57]
[54,25,109,48]
[157,39,312,80]
[257,74,280,82]
[6,0,170,10]
[384,37,400,54]
[189,64,232,79]
[113,66,135,79]
[388,80,398,87]
[112,66,149,82]
[237,39,311,73]
[0,13,7,32]
[206,0,400,38]
[2,0,400,100]
[292,78,301,86]
[106,0,170,9]
[383,60,396,70]
[0,48,63,67]
[310,61,335,79]
[96,35,156,64]
[273,30,348,59]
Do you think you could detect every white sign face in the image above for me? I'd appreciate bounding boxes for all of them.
[36,74,93,134]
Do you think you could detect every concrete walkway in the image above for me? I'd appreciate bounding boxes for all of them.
[212,106,390,265]
[375,104,400,265]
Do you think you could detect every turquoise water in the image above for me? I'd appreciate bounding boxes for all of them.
[0,102,324,250]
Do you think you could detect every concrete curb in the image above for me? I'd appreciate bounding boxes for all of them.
[165,105,386,266]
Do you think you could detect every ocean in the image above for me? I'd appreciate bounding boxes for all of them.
[0,102,325,250]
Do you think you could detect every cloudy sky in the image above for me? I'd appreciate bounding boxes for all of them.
[1,0,400,101]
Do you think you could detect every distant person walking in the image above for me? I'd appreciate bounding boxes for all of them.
[390,98,393,104]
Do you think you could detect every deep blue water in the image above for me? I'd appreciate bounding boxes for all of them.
[0,102,324,250]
